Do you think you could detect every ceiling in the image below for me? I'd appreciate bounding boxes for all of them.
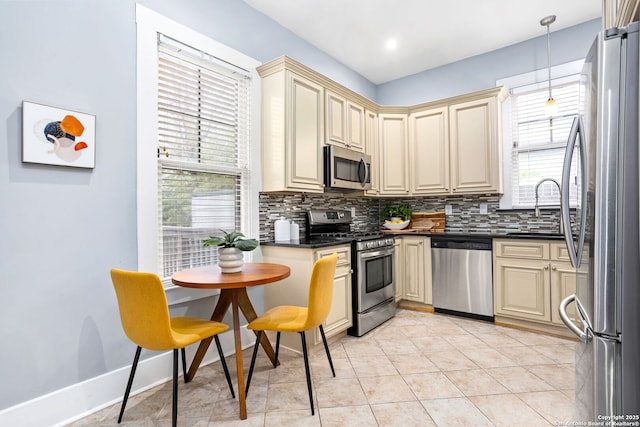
[243,0,602,84]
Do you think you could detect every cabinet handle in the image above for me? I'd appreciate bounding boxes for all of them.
[419,241,423,245]
[551,265,557,271]
[544,265,549,270]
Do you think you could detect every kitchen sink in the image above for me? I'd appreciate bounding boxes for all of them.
[505,232,564,239]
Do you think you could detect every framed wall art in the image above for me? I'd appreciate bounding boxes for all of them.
[22,101,96,169]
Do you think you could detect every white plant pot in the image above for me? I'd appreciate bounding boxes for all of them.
[217,247,244,273]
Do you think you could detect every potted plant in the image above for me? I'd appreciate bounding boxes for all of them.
[203,230,259,273]
[380,204,412,222]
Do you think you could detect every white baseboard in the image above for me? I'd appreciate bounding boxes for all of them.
[0,328,255,427]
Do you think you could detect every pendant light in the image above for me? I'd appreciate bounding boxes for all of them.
[540,15,558,117]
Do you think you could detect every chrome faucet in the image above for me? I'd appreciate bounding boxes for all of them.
[534,178,563,235]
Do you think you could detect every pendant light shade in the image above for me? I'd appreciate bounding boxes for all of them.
[540,15,557,117]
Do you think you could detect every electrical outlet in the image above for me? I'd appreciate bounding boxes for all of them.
[351,207,356,217]
[480,203,488,214]
[445,205,452,215]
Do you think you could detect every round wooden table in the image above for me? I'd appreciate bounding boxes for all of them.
[172,262,290,420]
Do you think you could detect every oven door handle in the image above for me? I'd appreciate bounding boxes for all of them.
[359,248,394,259]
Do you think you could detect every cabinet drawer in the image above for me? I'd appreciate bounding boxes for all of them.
[550,242,571,262]
[494,240,549,260]
[316,245,351,266]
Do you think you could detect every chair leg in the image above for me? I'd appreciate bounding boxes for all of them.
[181,347,188,384]
[172,348,179,427]
[319,324,335,377]
[117,346,142,423]
[300,332,315,415]
[214,335,235,398]
[274,332,281,368]
[245,330,262,396]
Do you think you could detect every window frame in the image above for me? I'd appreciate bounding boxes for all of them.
[497,59,584,210]
[136,5,261,301]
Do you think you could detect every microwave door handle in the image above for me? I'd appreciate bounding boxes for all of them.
[358,156,368,188]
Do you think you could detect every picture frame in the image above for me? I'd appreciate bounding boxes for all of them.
[22,101,96,169]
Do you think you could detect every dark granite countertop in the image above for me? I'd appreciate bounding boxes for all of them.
[261,230,565,248]
[261,237,354,249]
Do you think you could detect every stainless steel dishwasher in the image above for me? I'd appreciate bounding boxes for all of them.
[431,236,494,321]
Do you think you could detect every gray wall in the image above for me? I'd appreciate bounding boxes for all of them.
[377,18,601,105]
[0,0,600,414]
[0,0,373,411]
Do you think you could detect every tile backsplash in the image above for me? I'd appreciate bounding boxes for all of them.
[258,193,565,241]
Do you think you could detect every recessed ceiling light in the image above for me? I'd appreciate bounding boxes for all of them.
[385,38,398,51]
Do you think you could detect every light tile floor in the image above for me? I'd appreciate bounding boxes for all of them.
[67,309,577,426]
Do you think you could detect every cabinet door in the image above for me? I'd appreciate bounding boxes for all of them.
[409,107,450,195]
[326,91,346,147]
[286,72,324,191]
[314,246,352,342]
[494,258,551,322]
[402,237,426,302]
[551,261,579,325]
[347,101,365,152]
[449,97,501,194]
[394,238,403,301]
[378,114,409,195]
[364,109,379,195]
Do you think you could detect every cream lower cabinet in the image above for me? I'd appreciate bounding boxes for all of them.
[259,68,324,193]
[401,236,432,304]
[494,239,577,328]
[262,244,352,350]
[394,238,403,301]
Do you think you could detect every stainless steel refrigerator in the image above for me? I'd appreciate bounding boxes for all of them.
[559,22,640,421]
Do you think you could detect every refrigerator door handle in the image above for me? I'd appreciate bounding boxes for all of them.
[559,294,591,343]
[561,115,587,268]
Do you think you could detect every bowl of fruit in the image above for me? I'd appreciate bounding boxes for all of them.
[383,218,410,230]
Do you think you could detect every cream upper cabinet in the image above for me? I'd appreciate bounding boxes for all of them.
[494,239,578,329]
[409,107,449,194]
[364,109,380,196]
[408,87,505,196]
[449,96,502,194]
[260,69,324,193]
[378,113,409,196]
[325,91,365,152]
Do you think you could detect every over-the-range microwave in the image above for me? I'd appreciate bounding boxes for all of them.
[323,145,372,191]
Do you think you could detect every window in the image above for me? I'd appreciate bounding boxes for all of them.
[157,36,251,279]
[498,61,583,209]
[136,6,260,290]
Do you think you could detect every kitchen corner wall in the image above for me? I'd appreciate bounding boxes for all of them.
[259,193,564,240]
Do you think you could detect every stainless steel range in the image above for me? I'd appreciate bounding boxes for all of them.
[306,209,396,336]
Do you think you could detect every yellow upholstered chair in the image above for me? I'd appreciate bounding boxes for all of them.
[110,268,234,427]
[244,253,339,415]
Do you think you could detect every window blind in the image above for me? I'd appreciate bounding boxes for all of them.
[157,35,252,280]
[510,77,581,207]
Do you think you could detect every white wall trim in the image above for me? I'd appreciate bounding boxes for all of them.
[497,59,584,210]
[135,3,262,279]
[0,328,256,427]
